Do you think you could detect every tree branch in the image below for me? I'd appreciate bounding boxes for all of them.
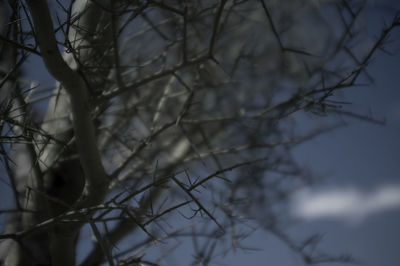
[26,0,108,206]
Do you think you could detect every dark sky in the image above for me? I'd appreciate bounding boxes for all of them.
[222,1,400,265]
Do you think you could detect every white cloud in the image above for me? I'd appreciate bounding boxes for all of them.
[290,185,400,224]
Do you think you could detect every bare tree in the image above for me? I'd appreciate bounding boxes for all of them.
[0,0,398,265]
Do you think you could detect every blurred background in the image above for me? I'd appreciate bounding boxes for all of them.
[223,2,400,265]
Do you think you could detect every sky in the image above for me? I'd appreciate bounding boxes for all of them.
[221,2,400,265]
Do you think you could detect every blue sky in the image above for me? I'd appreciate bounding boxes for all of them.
[221,2,400,265]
